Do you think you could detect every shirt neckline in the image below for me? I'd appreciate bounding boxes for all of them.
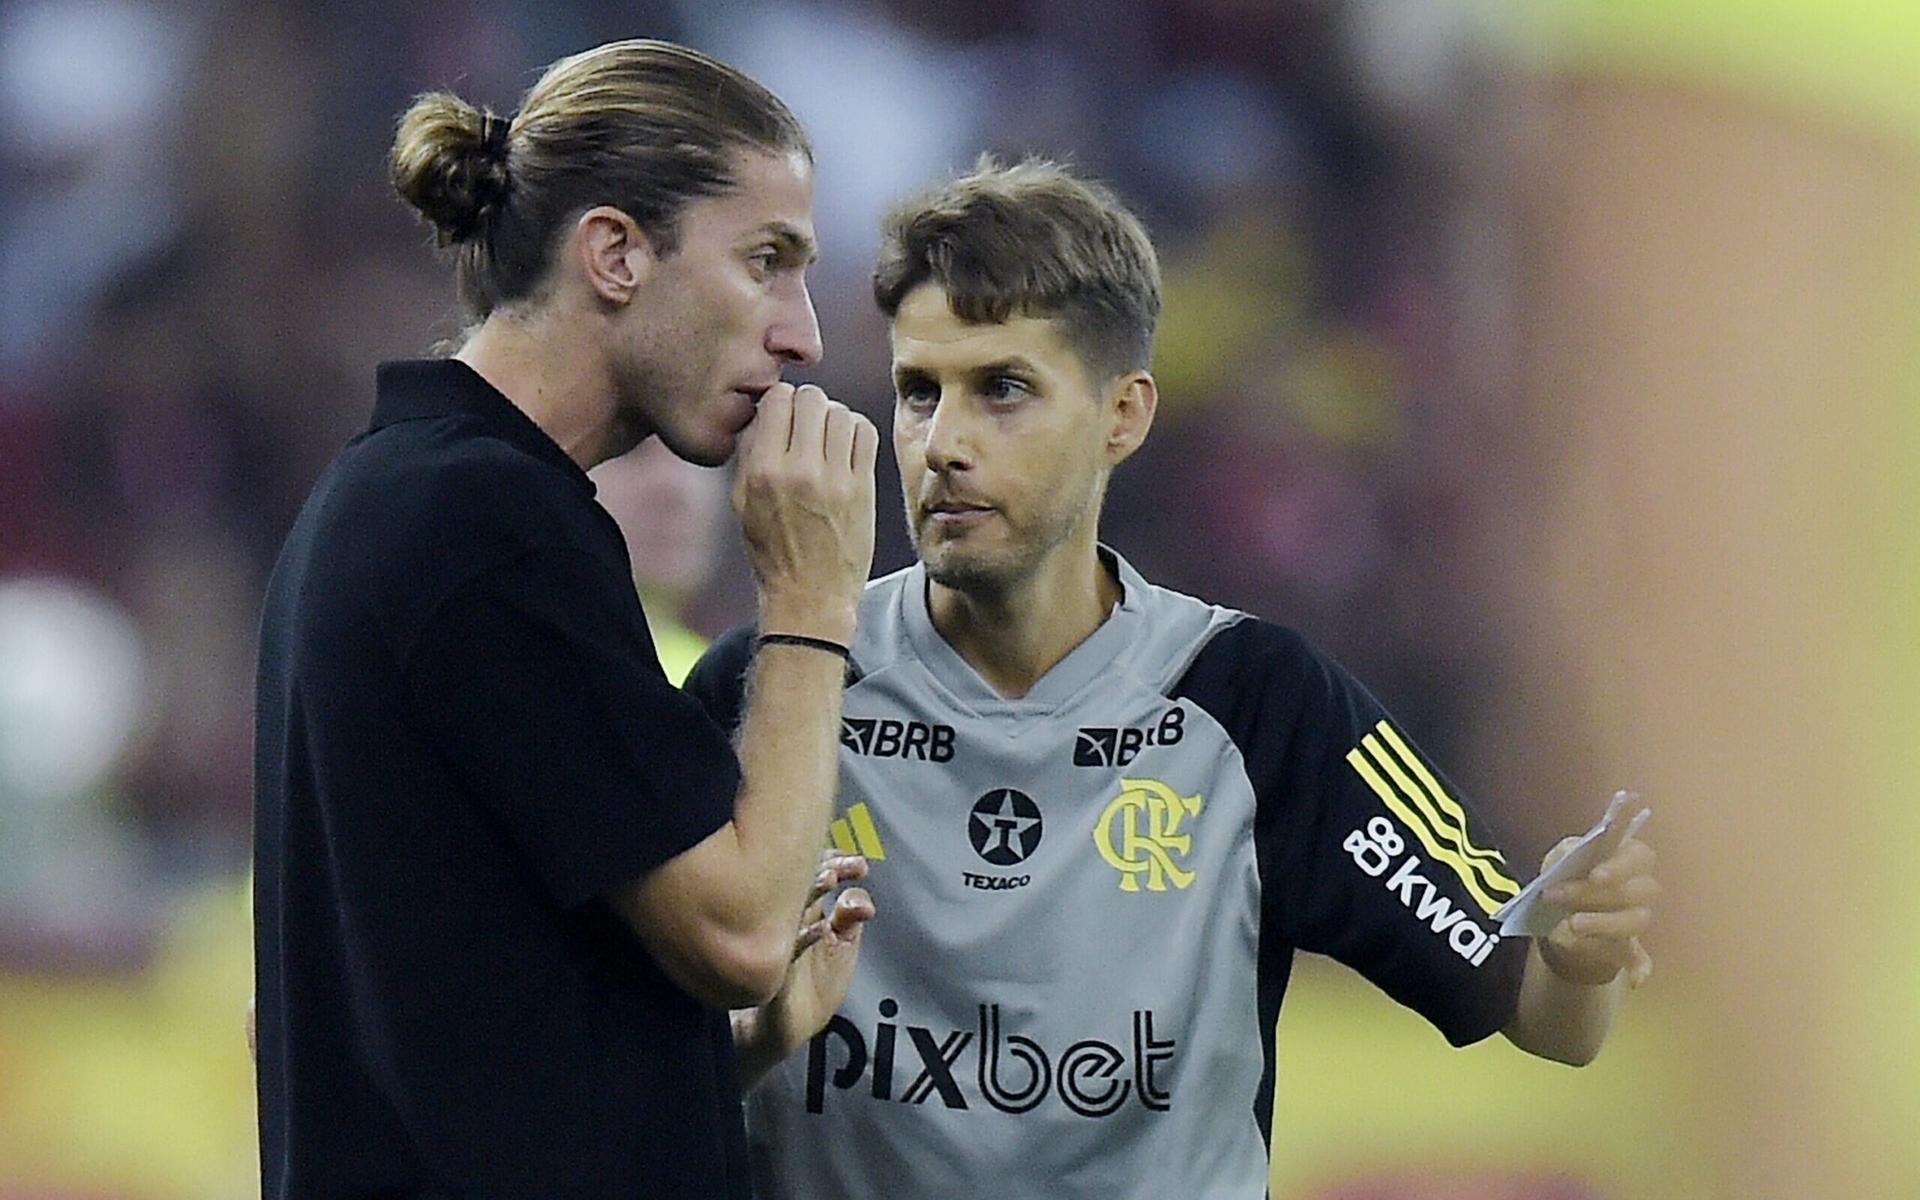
[899,546,1145,711]
[371,358,596,497]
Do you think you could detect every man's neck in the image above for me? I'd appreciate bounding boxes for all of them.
[927,540,1122,700]
[455,309,644,471]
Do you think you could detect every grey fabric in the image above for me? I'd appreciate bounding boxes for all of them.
[746,554,1269,1200]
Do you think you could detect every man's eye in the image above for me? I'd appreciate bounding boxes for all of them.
[897,381,937,408]
[748,250,780,275]
[985,376,1030,402]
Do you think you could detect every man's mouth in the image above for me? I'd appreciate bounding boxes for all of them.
[924,498,995,528]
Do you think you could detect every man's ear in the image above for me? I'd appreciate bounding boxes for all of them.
[1105,370,1158,467]
[575,206,656,306]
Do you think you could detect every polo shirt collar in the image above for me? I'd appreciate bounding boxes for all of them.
[372,359,595,496]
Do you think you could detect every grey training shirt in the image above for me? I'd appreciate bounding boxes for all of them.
[685,549,1527,1200]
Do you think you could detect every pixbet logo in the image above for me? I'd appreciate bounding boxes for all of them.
[1343,816,1500,967]
[805,999,1176,1119]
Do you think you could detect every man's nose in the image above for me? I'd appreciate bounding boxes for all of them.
[768,279,824,367]
[922,394,974,473]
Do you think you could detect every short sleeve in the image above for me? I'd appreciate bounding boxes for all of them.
[683,623,758,738]
[1177,619,1528,1046]
[1272,636,1527,1044]
[403,548,740,909]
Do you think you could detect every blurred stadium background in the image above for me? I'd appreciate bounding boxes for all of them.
[1,1,1915,1197]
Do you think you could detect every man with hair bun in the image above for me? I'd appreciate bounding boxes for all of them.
[687,157,1664,1198]
[254,39,876,1199]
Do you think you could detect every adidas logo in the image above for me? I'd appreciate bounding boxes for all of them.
[829,802,886,860]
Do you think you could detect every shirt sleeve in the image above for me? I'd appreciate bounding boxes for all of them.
[682,623,758,738]
[1174,618,1530,1046]
[1263,629,1528,1045]
[402,548,741,910]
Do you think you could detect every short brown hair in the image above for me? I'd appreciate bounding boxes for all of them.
[390,39,809,318]
[873,156,1161,380]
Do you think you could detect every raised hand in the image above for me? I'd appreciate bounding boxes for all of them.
[733,851,875,1088]
[733,384,878,644]
[1537,795,1660,987]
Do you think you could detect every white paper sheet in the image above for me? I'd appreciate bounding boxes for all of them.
[1493,790,1651,938]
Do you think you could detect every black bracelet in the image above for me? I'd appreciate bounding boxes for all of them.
[756,632,853,662]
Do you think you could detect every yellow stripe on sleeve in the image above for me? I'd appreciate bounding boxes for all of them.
[1346,748,1512,916]
[1360,733,1521,900]
[1374,722,1510,868]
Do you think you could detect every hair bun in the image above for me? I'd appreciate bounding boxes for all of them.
[389,92,512,244]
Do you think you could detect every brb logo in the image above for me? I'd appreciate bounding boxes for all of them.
[1094,779,1205,892]
[806,999,1176,1119]
[1074,708,1186,767]
[1343,816,1500,967]
[842,717,956,762]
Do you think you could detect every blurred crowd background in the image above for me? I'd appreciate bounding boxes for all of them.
[0,1,1915,1197]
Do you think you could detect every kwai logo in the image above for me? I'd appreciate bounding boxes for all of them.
[1343,816,1500,967]
[805,999,1176,1119]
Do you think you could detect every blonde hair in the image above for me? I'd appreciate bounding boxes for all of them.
[873,156,1161,380]
[391,39,809,318]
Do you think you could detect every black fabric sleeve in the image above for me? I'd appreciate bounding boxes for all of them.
[1176,618,1528,1048]
[403,548,741,909]
[682,623,758,738]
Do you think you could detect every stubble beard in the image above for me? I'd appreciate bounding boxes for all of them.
[616,336,728,467]
[909,480,1094,604]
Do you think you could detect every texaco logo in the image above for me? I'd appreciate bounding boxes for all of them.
[968,788,1043,866]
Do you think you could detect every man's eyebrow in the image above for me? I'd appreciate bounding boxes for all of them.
[969,357,1042,378]
[890,357,1043,389]
[754,222,818,265]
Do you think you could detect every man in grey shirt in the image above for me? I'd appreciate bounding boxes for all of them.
[687,159,1661,1199]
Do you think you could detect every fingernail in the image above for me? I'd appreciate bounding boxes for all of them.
[1546,887,1568,903]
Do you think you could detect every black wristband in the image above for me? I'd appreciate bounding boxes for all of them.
[756,632,853,662]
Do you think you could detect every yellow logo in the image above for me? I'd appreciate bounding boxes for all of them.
[1094,778,1204,892]
[829,802,886,860]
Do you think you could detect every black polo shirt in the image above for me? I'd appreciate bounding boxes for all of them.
[254,359,749,1199]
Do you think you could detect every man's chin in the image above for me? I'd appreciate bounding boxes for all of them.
[658,397,756,468]
[658,427,734,469]
[681,442,732,469]
[922,545,1016,596]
